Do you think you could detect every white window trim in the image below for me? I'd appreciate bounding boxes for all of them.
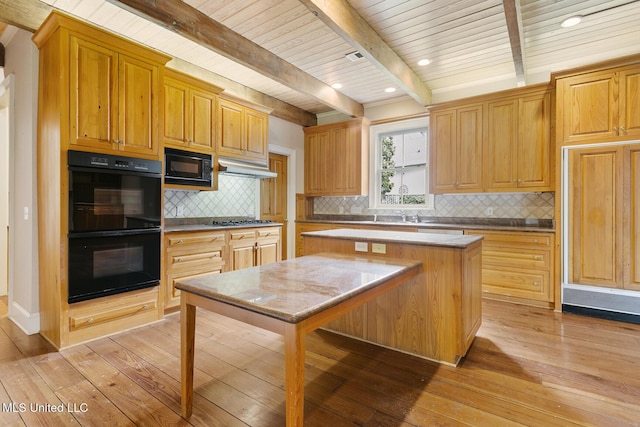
[368,117,434,211]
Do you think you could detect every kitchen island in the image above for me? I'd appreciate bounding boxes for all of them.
[176,253,421,426]
[302,228,483,366]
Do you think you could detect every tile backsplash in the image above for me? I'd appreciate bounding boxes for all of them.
[314,192,555,219]
[164,175,256,218]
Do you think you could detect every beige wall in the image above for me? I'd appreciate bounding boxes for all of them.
[4,29,40,334]
[0,78,9,297]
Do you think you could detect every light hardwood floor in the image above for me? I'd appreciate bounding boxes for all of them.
[1,299,639,426]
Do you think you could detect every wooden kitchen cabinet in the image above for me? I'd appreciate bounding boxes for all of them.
[217,97,269,162]
[33,12,171,349]
[163,69,222,153]
[556,65,640,144]
[228,226,282,271]
[465,230,555,307]
[304,118,370,196]
[485,89,552,191]
[69,35,164,159]
[568,144,640,291]
[163,231,226,309]
[429,103,484,193]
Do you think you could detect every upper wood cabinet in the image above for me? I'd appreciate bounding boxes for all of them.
[69,36,163,158]
[556,65,640,144]
[429,104,483,193]
[163,69,222,153]
[485,90,552,191]
[429,85,553,194]
[217,97,269,162]
[303,118,370,197]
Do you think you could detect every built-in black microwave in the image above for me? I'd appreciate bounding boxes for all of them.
[164,148,213,187]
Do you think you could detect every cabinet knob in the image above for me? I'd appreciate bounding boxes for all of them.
[533,282,540,287]
[87,318,94,324]
[143,304,149,310]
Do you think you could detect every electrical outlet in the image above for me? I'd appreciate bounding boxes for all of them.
[485,207,494,216]
[355,241,368,252]
[372,243,386,254]
[176,205,184,216]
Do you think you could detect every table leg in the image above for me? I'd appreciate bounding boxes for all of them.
[181,299,196,418]
[284,323,305,426]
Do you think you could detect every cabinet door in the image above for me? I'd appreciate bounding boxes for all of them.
[256,240,279,265]
[304,131,330,195]
[559,70,618,143]
[70,36,118,151]
[456,105,483,191]
[619,69,640,139]
[245,108,268,160]
[163,77,189,148]
[118,54,159,157]
[218,99,245,156]
[626,145,640,290]
[430,109,458,193]
[569,146,624,287]
[517,91,551,189]
[332,126,362,195]
[485,99,518,190]
[189,88,216,151]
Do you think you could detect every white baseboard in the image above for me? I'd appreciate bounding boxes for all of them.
[9,300,40,335]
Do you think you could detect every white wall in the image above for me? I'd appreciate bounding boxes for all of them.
[4,29,40,334]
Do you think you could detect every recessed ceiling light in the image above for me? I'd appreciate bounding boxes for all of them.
[332,83,343,89]
[385,87,396,93]
[418,59,431,66]
[561,15,582,27]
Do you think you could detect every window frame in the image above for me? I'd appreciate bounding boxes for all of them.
[369,116,434,210]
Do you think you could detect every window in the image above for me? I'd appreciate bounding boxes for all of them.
[369,117,433,209]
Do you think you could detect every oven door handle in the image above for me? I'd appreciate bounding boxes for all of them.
[68,228,161,239]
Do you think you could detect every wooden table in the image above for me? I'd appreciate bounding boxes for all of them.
[176,253,421,426]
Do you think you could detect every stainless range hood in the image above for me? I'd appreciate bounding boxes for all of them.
[218,156,277,178]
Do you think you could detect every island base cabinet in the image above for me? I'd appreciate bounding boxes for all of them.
[302,236,482,365]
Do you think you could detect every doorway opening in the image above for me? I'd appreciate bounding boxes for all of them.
[0,74,12,317]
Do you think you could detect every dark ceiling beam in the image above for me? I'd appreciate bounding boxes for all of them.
[298,0,432,106]
[109,0,364,119]
[503,0,527,86]
[0,0,52,32]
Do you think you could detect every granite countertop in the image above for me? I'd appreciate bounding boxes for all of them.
[175,253,421,323]
[302,228,483,248]
[297,216,555,233]
[164,217,282,233]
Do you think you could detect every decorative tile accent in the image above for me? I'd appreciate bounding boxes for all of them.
[165,175,256,218]
[314,193,555,219]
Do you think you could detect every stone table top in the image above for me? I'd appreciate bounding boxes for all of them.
[175,253,421,323]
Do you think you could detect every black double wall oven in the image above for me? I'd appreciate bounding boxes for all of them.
[67,150,162,304]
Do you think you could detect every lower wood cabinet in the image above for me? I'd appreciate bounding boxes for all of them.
[164,231,226,309]
[465,230,555,307]
[164,226,281,309]
[66,287,161,347]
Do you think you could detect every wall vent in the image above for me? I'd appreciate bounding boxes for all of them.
[345,51,364,62]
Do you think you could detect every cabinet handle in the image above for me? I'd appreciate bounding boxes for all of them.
[614,126,618,135]
[177,239,183,244]
[113,138,120,144]
[175,257,182,263]
[142,304,149,310]
[621,126,626,134]
[533,239,539,243]
[87,317,94,324]
[533,282,540,287]
[534,255,543,260]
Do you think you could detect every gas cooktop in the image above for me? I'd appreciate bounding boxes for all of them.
[211,219,274,227]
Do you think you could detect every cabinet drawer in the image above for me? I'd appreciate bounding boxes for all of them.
[166,232,225,249]
[168,269,222,300]
[483,247,550,270]
[467,230,552,247]
[257,227,280,239]
[168,250,224,271]
[69,296,157,332]
[482,267,550,301]
[229,230,257,241]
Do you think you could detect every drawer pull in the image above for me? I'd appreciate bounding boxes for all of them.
[87,317,94,324]
[142,304,149,310]
[175,257,182,263]
[177,239,183,244]
[534,256,543,260]
[533,239,539,243]
[533,282,540,287]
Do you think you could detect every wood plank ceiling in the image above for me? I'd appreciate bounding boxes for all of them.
[1,0,640,125]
